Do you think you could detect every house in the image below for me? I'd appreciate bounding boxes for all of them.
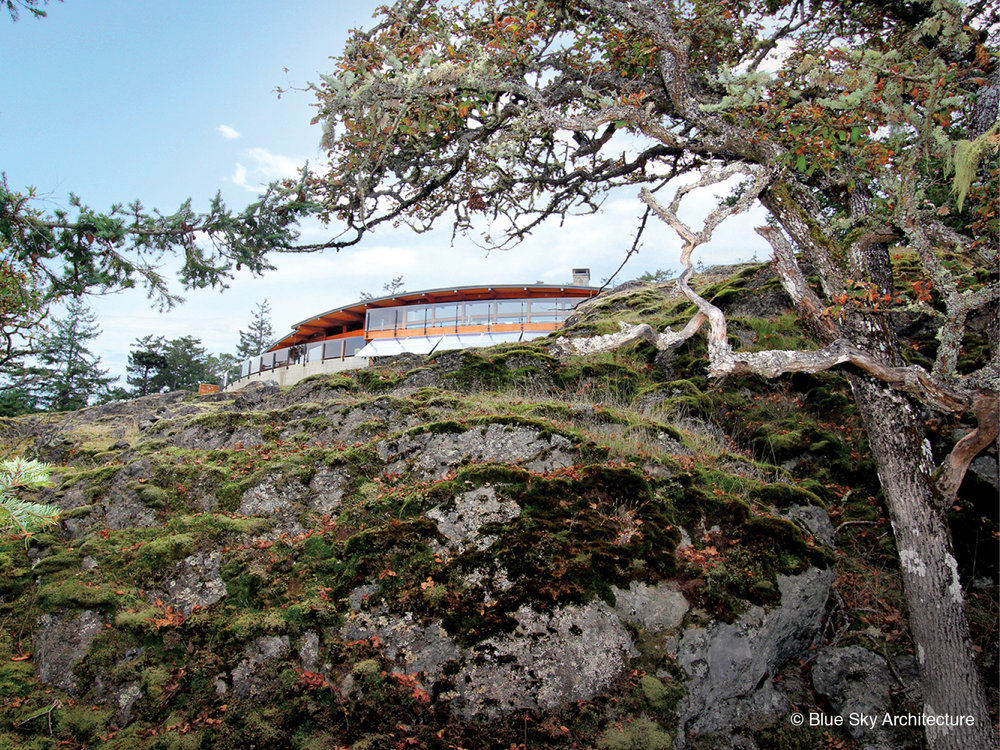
[226,270,596,389]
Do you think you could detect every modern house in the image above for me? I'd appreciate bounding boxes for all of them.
[226,270,596,389]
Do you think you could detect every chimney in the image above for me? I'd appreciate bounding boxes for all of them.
[572,268,591,286]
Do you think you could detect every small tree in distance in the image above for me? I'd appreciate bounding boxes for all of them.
[236,300,274,360]
[126,335,169,397]
[32,298,115,411]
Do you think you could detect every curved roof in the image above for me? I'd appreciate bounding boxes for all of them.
[269,282,596,351]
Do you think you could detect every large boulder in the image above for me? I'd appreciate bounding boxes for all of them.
[675,566,835,746]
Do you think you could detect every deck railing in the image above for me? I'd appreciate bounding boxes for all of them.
[235,335,367,381]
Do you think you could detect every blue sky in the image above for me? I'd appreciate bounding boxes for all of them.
[2,1,768,382]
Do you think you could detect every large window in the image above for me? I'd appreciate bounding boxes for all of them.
[363,296,580,335]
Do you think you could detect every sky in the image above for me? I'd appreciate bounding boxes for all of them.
[1,0,770,382]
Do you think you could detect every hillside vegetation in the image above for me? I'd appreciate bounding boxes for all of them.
[0,264,995,749]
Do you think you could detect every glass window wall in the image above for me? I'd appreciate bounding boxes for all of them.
[362,296,580,335]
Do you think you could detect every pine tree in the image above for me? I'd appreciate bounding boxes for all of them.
[157,336,209,392]
[125,335,169,396]
[33,298,116,411]
[235,300,274,360]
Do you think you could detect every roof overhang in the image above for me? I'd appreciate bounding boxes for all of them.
[268,283,596,351]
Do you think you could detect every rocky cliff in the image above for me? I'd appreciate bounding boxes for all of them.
[1,264,995,749]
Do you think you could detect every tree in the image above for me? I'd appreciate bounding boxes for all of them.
[33,298,116,411]
[4,0,58,22]
[203,351,241,385]
[295,1,998,747]
[235,300,275,360]
[359,275,407,301]
[157,336,210,392]
[125,335,169,396]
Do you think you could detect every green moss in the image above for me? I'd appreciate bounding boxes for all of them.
[169,513,270,536]
[137,533,197,567]
[748,482,825,509]
[636,379,713,417]
[37,579,117,609]
[598,717,673,749]
[137,484,170,508]
[351,658,381,677]
[55,704,114,743]
[639,675,681,714]
[114,606,162,629]
[31,549,82,576]
[297,372,358,391]
[60,504,95,520]
[750,724,825,750]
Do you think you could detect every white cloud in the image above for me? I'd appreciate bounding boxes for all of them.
[231,147,304,191]
[217,124,241,139]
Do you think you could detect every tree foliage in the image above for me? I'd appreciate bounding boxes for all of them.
[0,458,58,539]
[125,334,231,394]
[235,299,275,360]
[31,297,116,411]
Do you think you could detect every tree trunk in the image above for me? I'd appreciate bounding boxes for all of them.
[849,373,996,750]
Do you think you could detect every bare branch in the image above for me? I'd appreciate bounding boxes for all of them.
[936,391,1000,505]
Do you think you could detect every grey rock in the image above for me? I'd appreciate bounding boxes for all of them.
[427,486,521,553]
[299,631,321,673]
[969,455,999,491]
[341,600,637,720]
[231,635,291,698]
[239,473,306,516]
[812,646,906,750]
[348,582,379,610]
[309,467,350,514]
[455,601,638,719]
[611,580,689,631]
[376,423,574,479]
[157,550,226,615]
[342,610,462,677]
[676,566,834,745]
[33,610,104,693]
[116,681,142,725]
[781,504,836,547]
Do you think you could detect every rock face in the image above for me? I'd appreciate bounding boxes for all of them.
[611,580,689,631]
[157,551,227,615]
[427,486,522,553]
[376,423,574,478]
[812,646,920,750]
[230,636,291,699]
[675,566,836,745]
[343,600,639,719]
[33,610,104,693]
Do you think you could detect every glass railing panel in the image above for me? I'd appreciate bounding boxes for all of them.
[274,348,289,365]
[431,303,459,326]
[323,340,344,359]
[307,343,323,363]
[404,305,427,329]
[241,361,251,377]
[463,300,494,326]
[344,337,365,356]
[260,352,275,369]
[366,308,397,332]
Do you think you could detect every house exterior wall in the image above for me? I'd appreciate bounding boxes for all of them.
[227,355,369,390]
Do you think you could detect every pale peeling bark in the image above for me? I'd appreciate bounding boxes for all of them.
[850,376,996,750]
